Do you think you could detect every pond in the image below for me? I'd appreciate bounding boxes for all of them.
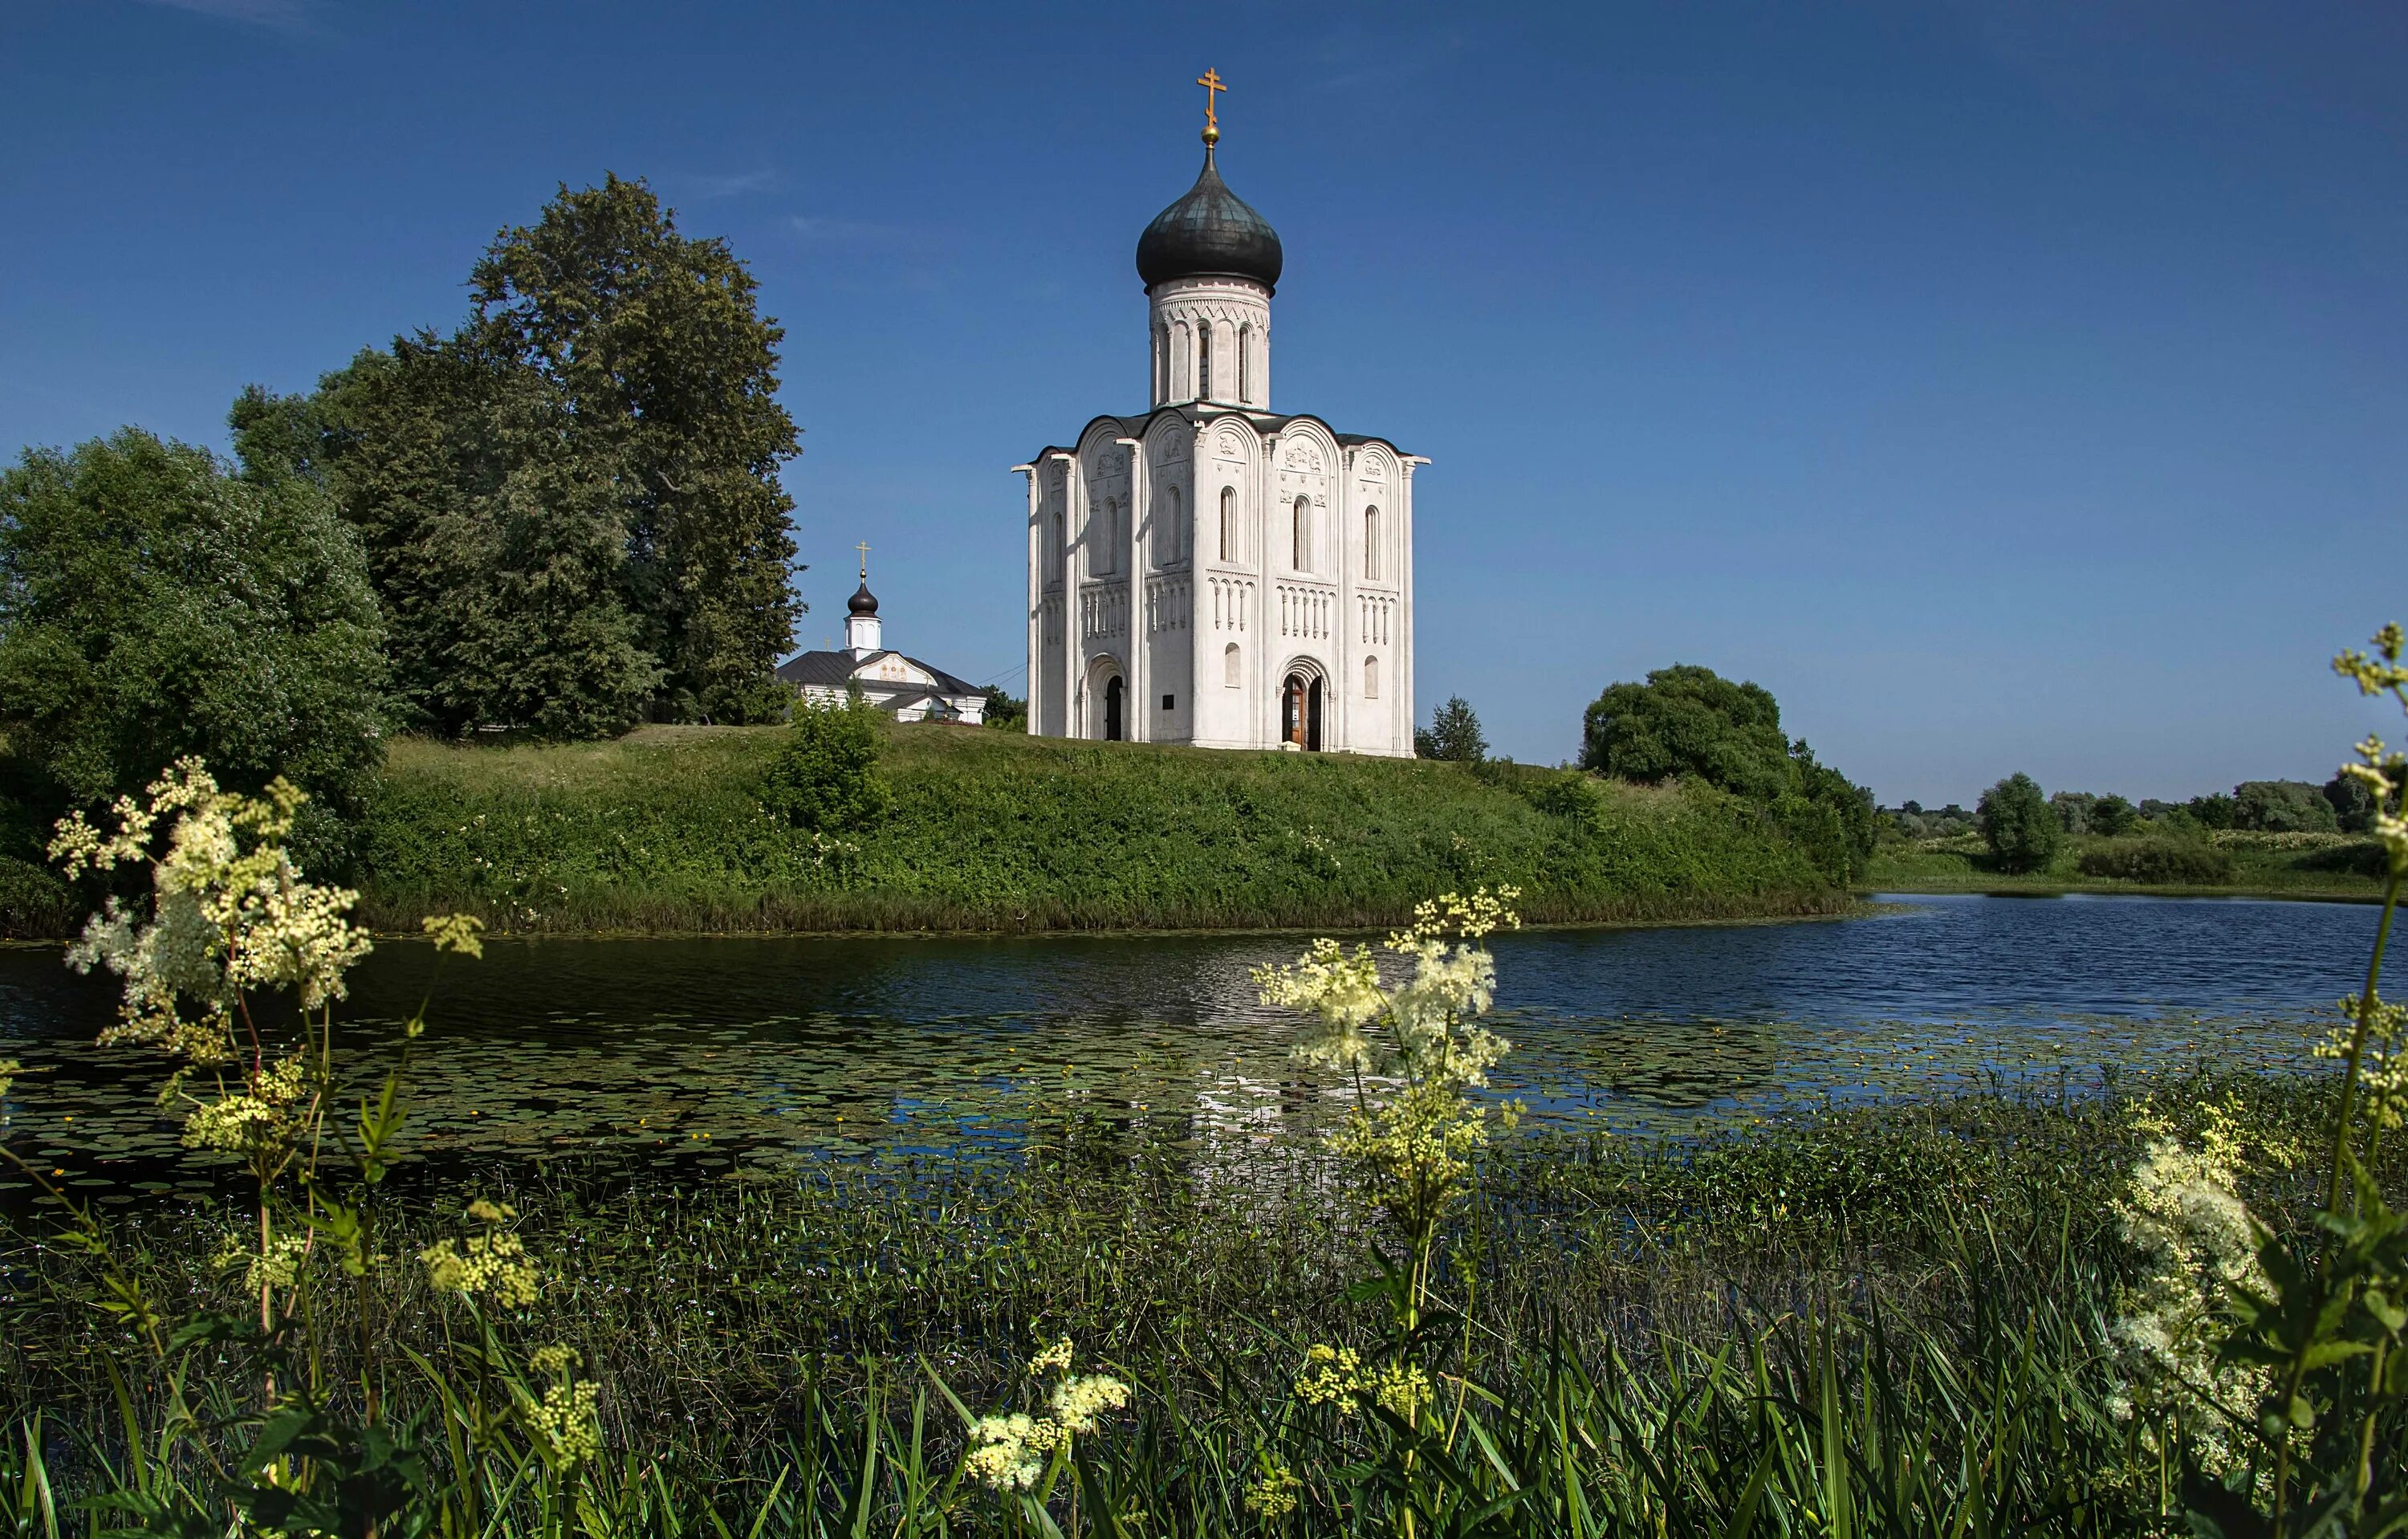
[0,893,2381,1199]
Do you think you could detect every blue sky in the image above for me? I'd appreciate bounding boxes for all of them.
[4,1,2404,804]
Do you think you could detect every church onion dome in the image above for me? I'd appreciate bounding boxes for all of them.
[848,580,879,617]
[1135,146,1283,293]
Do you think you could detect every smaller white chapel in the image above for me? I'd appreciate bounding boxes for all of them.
[775,552,989,724]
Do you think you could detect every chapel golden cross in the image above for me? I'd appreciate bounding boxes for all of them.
[1197,68,1227,134]
[855,540,870,579]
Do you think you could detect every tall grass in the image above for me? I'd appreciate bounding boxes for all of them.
[349,724,1851,936]
[2,1075,2377,1534]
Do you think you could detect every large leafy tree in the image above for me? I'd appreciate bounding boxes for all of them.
[237,173,801,736]
[1580,664,1876,882]
[0,430,385,863]
[1581,665,1790,800]
[1978,772,2060,873]
[468,174,801,724]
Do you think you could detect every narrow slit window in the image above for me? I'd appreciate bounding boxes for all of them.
[1365,656,1380,698]
[1364,506,1380,580]
[1239,324,1251,402]
[1197,321,1212,401]
[1219,487,1236,562]
[1292,495,1311,571]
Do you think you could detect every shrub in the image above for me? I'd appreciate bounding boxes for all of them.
[1977,772,2060,873]
[762,697,889,831]
[2076,837,2235,884]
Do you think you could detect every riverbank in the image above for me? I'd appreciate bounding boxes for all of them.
[341,723,1851,935]
[1864,829,2387,900]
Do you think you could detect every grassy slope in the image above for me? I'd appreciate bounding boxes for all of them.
[352,723,1850,934]
[1865,833,2386,900]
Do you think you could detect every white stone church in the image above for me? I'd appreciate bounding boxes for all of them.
[1018,84,1418,754]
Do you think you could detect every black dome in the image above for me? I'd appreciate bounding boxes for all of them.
[1135,147,1282,292]
[848,581,878,617]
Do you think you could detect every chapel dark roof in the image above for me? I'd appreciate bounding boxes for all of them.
[848,581,879,617]
[773,649,985,700]
[1135,146,1283,293]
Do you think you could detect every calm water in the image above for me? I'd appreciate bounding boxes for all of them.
[0,893,2382,1198]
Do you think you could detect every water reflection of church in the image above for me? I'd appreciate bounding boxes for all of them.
[1019,72,1419,755]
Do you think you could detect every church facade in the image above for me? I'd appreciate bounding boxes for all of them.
[1018,83,1418,755]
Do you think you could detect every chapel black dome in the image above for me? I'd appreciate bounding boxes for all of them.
[1135,147,1283,293]
[848,581,878,617]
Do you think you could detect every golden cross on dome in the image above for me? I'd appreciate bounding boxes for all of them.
[854,540,870,579]
[1197,67,1227,142]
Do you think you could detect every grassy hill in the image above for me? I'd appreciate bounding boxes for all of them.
[346,722,1853,934]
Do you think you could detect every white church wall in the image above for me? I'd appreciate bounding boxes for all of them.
[1194,419,1260,748]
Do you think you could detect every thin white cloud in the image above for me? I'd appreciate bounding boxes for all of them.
[786,214,912,246]
[135,0,318,32]
[687,169,780,200]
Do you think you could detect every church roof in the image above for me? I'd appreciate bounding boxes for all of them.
[775,649,985,698]
[1136,146,1283,293]
[1031,405,1410,465]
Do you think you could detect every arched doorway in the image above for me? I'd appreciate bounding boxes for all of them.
[1104,675,1125,742]
[1280,671,1322,751]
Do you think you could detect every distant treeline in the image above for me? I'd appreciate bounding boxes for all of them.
[1889,776,2370,841]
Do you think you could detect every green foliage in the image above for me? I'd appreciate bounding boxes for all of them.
[763,698,889,833]
[2050,788,2099,833]
[1976,772,2060,873]
[981,686,1027,732]
[0,430,384,865]
[2188,791,2239,829]
[250,175,801,738]
[468,174,802,725]
[2326,770,2378,833]
[3,1051,2389,1533]
[1582,663,1789,799]
[2076,836,2235,884]
[1581,666,1877,883]
[345,724,1848,935]
[1413,694,1486,763]
[2089,792,2139,837]
[2232,777,2339,833]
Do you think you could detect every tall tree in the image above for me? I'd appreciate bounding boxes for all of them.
[241,174,803,737]
[468,174,802,723]
[1416,696,1487,763]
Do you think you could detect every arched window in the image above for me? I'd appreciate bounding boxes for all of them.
[1364,656,1380,699]
[1292,495,1311,571]
[1218,487,1236,562]
[1155,326,1169,401]
[1364,506,1380,580]
[1225,642,1241,688]
[1197,321,1213,400]
[1238,324,1251,402]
